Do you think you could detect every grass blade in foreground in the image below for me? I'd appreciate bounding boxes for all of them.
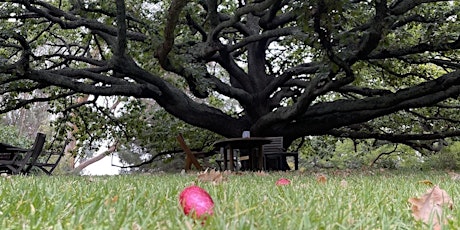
[0,171,457,229]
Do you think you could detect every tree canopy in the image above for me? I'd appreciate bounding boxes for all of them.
[1,0,459,151]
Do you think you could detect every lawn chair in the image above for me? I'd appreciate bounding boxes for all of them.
[0,133,46,175]
[30,140,68,175]
[263,137,298,171]
[177,133,202,171]
[177,133,217,171]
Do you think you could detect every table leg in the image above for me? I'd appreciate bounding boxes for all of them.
[257,146,263,170]
[247,149,254,170]
[221,147,227,170]
[229,146,234,171]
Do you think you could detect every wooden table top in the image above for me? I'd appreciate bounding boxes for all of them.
[213,137,272,149]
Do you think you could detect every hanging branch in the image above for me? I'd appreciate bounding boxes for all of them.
[369,145,399,167]
[115,0,127,57]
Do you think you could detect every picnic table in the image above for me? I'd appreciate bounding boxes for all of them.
[213,137,272,171]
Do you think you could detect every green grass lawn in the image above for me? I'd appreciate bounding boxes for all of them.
[0,170,457,229]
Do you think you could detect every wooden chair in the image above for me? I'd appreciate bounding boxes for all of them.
[176,133,208,171]
[263,137,299,171]
[0,133,46,175]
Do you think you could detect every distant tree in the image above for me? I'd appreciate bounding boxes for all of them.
[1,0,459,156]
[0,123,30,147]
[1,91,50,138]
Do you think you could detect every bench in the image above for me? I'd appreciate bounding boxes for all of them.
[0,133,46,175]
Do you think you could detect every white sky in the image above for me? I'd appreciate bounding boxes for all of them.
[79,155,121,175]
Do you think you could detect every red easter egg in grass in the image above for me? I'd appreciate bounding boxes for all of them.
[179,185,214,220]
[275,178,291,186]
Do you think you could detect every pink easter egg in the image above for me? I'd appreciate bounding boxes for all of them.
[179,185,214,220]
[275,178,291,186]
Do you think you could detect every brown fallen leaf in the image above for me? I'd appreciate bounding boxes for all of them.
[254,170,269,176]
[340,179,348,188]
[408,185,453,230]
[418,180,434,186]
[104,195,119,205]
[316,174,327,184]
[332,169,351,177]
[197,169,226,184]
[448,171,460,181]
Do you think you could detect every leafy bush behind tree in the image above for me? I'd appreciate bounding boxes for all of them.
[0,125,32,148]
[296,136,460,171]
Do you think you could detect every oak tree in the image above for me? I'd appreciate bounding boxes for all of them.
[1,0,459,152]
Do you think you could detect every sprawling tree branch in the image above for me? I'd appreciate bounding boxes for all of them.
[0,0,459,153]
